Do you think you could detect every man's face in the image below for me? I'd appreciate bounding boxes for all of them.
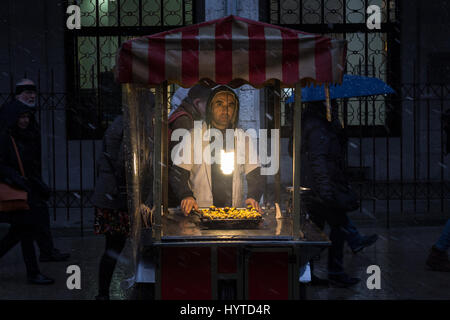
[17,113,30,130]
[211,92,236,129]
[17,90,36,107]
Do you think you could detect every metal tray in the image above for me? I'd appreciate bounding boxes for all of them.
[196,207,264,229]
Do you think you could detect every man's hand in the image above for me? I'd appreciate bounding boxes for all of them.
[245,198,262,213]
[181,196,198,216]
[140,204,153,228]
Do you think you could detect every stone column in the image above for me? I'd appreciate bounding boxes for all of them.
[204,0,261,132]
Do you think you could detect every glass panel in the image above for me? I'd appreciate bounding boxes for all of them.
[272,0,394,25]
[99,36,119,73]
[164,0,184,26]
[78,36,97,89]
[346,97,363,126]
[346,0,365,23]
[77,0,192,28]
[324,0,344,24]
[99,0,118,26]
[79,0,97,27]
[368,32,387,80]
[120,0,140,26]
[346,32,366,75]
[302,0,322,24]
[280,0,301,24]
[142,0,162,26]
[78,36,119,89]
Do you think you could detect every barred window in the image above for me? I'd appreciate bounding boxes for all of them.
[66,0,194,139]
[266,0,400,137]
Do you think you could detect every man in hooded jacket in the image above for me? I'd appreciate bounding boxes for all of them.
[169,85,264,215]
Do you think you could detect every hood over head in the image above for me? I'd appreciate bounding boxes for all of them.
[205,85,240,129]
[0,99,37,135]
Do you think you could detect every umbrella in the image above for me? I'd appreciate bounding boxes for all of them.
[286,74,395,103]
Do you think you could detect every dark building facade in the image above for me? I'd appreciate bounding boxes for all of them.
[0,0,449,230]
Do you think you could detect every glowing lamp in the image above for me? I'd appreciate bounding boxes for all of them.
[220,150,234,175]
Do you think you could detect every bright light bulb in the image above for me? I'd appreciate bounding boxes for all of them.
[220,150,234,175]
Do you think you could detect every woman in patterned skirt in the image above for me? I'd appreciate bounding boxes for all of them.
[91,114,130,300]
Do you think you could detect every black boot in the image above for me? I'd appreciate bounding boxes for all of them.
[351,234,379,254]
[426,246,450,272]
[27,273,55,285]
[328,273,360,288]
[310,274,330,286]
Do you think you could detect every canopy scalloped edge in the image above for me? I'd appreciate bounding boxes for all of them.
[116,15,347,88]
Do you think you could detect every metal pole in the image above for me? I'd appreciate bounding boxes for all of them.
[153,84,163,242]
[293,83,302,239]
[122,83,142,266]
[274,81,281,205]
[162,84,168,214]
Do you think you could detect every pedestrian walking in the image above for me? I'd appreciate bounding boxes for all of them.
[3,79,70,262]
[426,219,450,272]
[92,90,154,300]
[295,100,366,287]
[0,99,54,284]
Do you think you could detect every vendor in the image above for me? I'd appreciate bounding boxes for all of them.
[169,85,264,215]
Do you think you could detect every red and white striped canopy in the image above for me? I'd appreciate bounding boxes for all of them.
[116,15,347,88]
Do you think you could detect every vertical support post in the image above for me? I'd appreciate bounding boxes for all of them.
[154,84,164,241]
[293,83,302,239]
[122,83,142,267]
[274,81,281,205]
[162,85,168,214]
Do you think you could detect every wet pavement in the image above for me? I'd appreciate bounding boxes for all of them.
[0,224,449,300]
[308,224,450,300]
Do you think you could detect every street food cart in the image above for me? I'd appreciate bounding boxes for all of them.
[115,15,347,300]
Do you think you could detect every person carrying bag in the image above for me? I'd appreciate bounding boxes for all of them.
[0,102,54,285]
[0,136,30,212]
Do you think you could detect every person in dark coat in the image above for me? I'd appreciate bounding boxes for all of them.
[168,84,212,207]
[0,100,54,284]
[1,80,70,262]
[168,84,212,148]
[92,90,154,300]
[293,100,366,287]
[425,110,450,272]
[91,115,128,300]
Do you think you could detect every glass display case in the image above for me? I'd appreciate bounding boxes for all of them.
[116,15,346,299]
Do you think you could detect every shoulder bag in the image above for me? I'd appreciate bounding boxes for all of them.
[0,136,30,212]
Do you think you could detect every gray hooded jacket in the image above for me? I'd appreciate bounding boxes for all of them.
[91,116,127,210]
